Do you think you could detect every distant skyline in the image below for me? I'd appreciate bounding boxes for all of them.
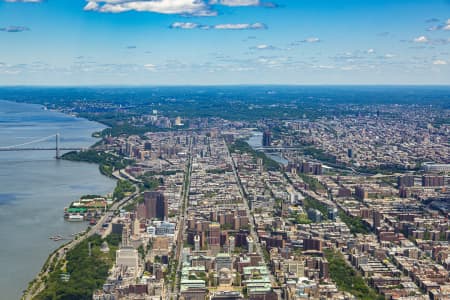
[0,0,450,85]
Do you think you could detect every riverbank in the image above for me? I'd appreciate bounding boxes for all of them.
[0,100,117,299]
[16,102,141,299]
[23,179,140,300]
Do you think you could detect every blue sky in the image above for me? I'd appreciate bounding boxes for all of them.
[0,0,449,85]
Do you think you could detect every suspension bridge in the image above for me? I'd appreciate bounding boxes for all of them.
[0,134,84,159]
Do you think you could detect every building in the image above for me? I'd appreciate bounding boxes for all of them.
[175,116,183,126]
[262,130,272,147]
[307,208,323,223]
[303,238,323,252]
[154,221,175,236]
[282,259,305,277]
[247,236,255,253]
[300,161,323,175]
[209,223,221,254]
[422,175,445,187]
[373,211,383,229]
[228,236,235,253]
[398,175,415,188]
[112,222,124,235]
[144,142,152,151]
[210,291,244,300]
[355,186,368,201]
[423,163,450,173]
[116,246,139,270]
[327,208,338,221]
[215,253,233,271]
[144,191,168,220]
[194,235,201,252]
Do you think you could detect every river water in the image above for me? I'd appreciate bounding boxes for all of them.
[247,131,288,165]
[0,100,116,299]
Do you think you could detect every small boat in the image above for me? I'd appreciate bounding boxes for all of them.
[67,214,84,221]
[49,235,64,241]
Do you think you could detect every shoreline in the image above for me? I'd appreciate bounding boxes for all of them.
[2,100,118,299]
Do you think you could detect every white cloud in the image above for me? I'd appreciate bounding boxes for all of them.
[170,22,200,29]
[210,0,260,6]
[0,26,30,32]
[367,48,375,54]
[84,0,215,16]
[251,44,277,50]
[84,0,276,15]
[214,22,266,30]
[413,35,428,43]
[143,63,157,71]
[209,0,277,7]
[433,60,447,65]
[314,65,335,69]
[84,1,99,11]
[289,37,322,47]
[341,66,355,71]
[444,19,450,31]
[303,37,320,43]
[170,22,267,30]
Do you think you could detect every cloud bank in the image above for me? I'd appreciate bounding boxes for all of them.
[0,26,30,32]
[170,22,267,30]
[84,0,277,15]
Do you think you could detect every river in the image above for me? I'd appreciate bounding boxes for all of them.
[247,131,288,165]
[0,100,116,299]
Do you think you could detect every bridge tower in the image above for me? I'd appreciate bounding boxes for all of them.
[56,133,60,159]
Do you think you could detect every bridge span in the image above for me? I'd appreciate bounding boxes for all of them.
[0,134,83,159]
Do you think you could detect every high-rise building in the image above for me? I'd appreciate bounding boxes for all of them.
[327,208,338,221]
[144,142,152,151]
[208,223,221,247]
[347,148,353,158]
[300,161,323,175]
[398,175,415,188]
[373,211,383,229]
[355,186,368,201]
[112,222,124,235]
[194,235,201,252]
[422,175,445,187]
[144,191,168,220]
[228,236,235,253]
[247,236,255,253]
[262,130,272,147]
[303,238,322,252]
[307,208,323,223]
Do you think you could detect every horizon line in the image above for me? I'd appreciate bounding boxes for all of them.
[1,84,450,88]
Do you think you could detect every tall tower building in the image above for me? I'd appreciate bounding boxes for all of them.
[228,236,235,254]
[209,223,221,254]
[122,224,129,247]
[144,191,168,220]
[373,210,383,229]
[246,236,255,253]
[194,235,201,252]
[262,130,272,147]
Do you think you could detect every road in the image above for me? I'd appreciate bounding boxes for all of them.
[170,137,193,300]
[226,140,276,284]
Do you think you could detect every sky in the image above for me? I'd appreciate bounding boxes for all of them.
[0,0,449,85]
